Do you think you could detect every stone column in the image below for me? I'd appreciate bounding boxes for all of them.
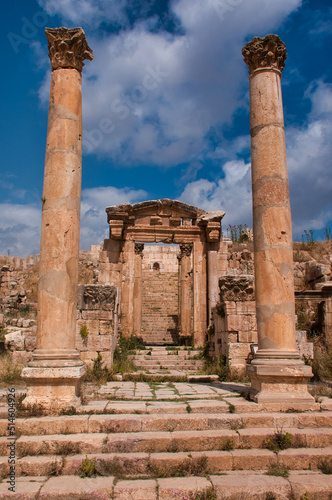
[193,239,207,347]
[178,244,193,341]
[22,28,93,408]
[120,240,135,337]
[133,243,144,337]
[207,242,219,323]
[242,35,313,408]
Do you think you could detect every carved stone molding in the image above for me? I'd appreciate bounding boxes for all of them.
[242,34,286,74]
[179,243,193,259]
[135,243,144,256]
[219,276,255,302]
[78,285,117,310]
[45,27,93,72]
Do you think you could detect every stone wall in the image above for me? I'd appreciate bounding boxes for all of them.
[76,284,118,367]
[1,238,330,368]
[209,274,314,374]
[210,275,257,373]
[142,245,180,273]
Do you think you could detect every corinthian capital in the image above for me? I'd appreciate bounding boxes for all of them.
[242,34,287,74]
[45,27,94,72]
[179,243,193,259]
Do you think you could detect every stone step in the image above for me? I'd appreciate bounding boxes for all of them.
[132,348,199,354]
[2,412,332,437]
[132,353,200,358]
[3,447,332,480]
[132,364,203,370]
[1,472,332,499]
[131,359,203,366]
[2,427,332,457]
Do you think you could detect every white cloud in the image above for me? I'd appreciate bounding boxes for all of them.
[38,0,128,27]
[0,204,41,257]
[37,0,302,167]
[286,81,332,237]
[180,159,252,229]
[80,185,147,249]
[179,81,332,239]
[0,187,147,257]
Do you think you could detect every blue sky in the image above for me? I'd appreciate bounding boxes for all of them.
[0,0,331,256]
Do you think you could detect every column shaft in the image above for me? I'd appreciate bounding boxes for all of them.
[22,27,93,408]
[37,68,82,353]
[179,245,192,339]
[242,35,314,408]
[193,239,207,347]
[120,240,135,338]
[133,244,144,337]
[207,243,219,323]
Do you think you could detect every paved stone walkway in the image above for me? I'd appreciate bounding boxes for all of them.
[98,381,238,400]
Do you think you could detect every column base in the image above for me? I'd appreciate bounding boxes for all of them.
[21,349,86,409]
[247,350,316,411]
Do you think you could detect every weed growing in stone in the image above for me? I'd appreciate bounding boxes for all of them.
[265,429,292,453]
[48,459,63,476]
[189,488,217,500]
[151,456,209,478]
[266,463,289,478]
[80,323,89,338]
[221,438,234,451]
[319,458,332,474]
[0,352,24,385]
[265,493,277,500]
[228,403,236,414]
[79,456,96,477]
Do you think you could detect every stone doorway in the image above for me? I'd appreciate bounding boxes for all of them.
[141,244,182,345]
[99,199,225,347]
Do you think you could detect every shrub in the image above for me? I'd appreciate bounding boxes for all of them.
[319,459,332,474]
[265,429,292,453]
[266,463,289,478]
[84,352,111,384]
[79,456,96,477]
[0,353,24,385]
[311,337,332,381]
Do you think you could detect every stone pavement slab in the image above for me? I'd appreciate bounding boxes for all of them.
[39,475,114,499]
[210,474,291,499]
[189,400,229,413]
[106,402,147,413]
[146,402,187,413]
[157,476,212,500]
[0,476,44,499]
[288,471,332,499]
[114,479,157,500]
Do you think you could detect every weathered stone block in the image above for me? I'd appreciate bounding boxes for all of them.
[77,284,117,310]
[238,331,258,343]
[99,320,113,335]
[77,319,99,336]
[227,333,238,343]
[5,330,25,351]
[25,335,37,351]
[228,342,251,359]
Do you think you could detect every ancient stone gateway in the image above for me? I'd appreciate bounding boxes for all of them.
[99,199,225,347]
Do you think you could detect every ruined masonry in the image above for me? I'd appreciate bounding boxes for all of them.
[0,31,331,411]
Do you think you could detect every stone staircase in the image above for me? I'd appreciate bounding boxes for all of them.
[1,382,332,498]
[129,345,205,374]
[141,271,179,345]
